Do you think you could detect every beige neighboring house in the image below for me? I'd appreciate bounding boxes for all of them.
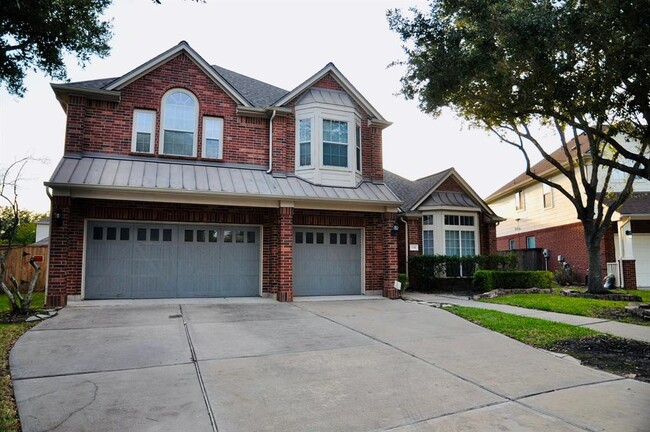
[486,133,650,289]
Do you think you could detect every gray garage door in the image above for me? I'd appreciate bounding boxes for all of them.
[293,228,362,296]
[85,221,260,299]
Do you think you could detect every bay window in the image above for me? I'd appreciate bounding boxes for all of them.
[322,119,348,167]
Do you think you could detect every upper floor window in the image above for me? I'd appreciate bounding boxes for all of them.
[162,89,198,157]
[202,117,224,159]
[299,118,312,166]
[422,215,433,225]
[542,182,553,208]
[444,215,474,226]
[132,110,155,153]
[322,119,348,167]
[355,124,361,172]
[515,190,525,211]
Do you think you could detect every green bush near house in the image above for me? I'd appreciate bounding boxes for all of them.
[473,270,553,291]
[409,254,518,291]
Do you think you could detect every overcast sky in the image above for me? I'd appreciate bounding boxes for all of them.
[1,0,546,213]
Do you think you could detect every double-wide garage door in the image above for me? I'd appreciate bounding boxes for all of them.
[85,221,260,299]
[293,227,362,296]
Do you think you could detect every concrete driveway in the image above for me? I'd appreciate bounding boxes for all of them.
[10,298,650,432]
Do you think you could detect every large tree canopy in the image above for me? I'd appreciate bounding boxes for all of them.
[0,0,112,96]
[388,0,649,292]
[388,0,649,180]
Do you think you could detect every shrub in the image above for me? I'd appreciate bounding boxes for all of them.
[554,268,573,286]
[473,270,553,291]
[397,273,410,292]
[409,254,519,291]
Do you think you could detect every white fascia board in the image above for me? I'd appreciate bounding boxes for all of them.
[105,41,251,107]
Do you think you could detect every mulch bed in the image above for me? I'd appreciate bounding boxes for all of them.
[550,335,650,383]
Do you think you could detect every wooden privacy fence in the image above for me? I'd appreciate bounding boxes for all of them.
[1,245,48,291]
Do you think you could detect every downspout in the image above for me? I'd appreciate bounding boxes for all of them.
[267,109,277,174]
[401,217,409,278]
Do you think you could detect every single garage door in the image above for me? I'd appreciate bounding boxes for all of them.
[85,221,260,299]
[634,234,650,287]
[293,227,362,296]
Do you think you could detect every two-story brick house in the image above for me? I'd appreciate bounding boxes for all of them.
[44,41,401,306]
[486,134,650,288]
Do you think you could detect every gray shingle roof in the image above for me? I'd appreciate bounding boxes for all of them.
[47,154,400,206]
[211,65,288,107]
[384,169,453,211]
[57,66,289,108]
[604,192,650,216]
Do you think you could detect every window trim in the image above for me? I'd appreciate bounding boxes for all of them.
[160,88,199,157]
[542,182,553,209]
[515,190,525,211]
[355,123,362,173]
[526,236,536,249]
[131,109,156,154]
[322,118,349,168]
[298,117,313,168]
[202,116,224,159]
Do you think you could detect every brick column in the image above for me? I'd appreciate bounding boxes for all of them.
[276,206,294,302]
[383,212,399,299]
[621,259,637,289]
[46,196,71,307]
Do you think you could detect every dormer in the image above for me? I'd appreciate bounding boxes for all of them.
[294,89,362,187]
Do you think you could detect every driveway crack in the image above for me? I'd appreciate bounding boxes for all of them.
[180,304,219,432]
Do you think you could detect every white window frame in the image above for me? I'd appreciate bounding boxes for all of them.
[297,116,313,167]
[355,122,362,173]
[542,182,553,209]
[526,236,536,248]
[160,88,199,157]
[322,118,349,168]
[509,239,516,250]
[443,212,479,257]
[515,190,525,211]
[131,109,156,153]
[422,214,434,255]
[202,116,224,159]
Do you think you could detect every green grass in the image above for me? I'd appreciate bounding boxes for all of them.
[481,288,650,326]
[0,292,45,432]
[446,306,599,348]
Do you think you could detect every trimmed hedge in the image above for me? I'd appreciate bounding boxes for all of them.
[472,270,554,291]
[409,254,518,291]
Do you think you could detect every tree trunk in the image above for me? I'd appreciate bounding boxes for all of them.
[583,221,608,293]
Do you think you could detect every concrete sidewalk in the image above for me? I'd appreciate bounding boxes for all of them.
[404,293,650,343]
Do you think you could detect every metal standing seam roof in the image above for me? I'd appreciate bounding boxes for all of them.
[420,191,480,208]
[46,155,401,205]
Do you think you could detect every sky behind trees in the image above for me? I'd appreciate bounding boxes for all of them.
[1,0,551,212]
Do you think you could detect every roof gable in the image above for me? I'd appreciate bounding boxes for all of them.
[104,41,251,107]
[274,63,391,128]
[384,168,503,221]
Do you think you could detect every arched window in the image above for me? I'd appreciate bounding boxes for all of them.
[161,89,197,156]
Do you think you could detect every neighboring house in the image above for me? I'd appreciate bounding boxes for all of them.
[384,169,503,277]
[34,217,50,245]
[44,41,401,306]
[485,134,650,288]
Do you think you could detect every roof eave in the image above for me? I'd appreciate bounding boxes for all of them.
[50,83,121,110]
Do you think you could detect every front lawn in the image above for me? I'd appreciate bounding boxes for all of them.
[480,288,650,326]
[0,292,45,432]
[447,306,650,382]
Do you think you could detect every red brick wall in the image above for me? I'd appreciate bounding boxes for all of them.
[496,222,616,283]
[621,259,637,289]
[480,221,497,255]
[47,199,397,305]
[437,176,464,192]
[63,63,385,181]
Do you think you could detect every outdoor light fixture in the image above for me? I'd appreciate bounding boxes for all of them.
[391,221,399,236]
[53,208,64,227]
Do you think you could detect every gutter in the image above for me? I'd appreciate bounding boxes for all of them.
[267,109,277,174]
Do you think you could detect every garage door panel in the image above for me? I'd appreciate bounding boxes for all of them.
[293,228,362,296]
[85,222,260,299]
